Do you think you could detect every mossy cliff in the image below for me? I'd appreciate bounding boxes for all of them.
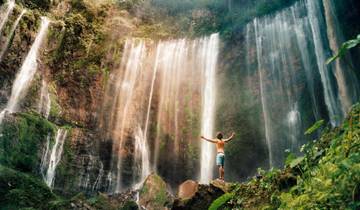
[0,0,176,208]
[0,0,359,209]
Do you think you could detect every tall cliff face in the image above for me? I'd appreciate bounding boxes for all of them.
[0,0,359,205]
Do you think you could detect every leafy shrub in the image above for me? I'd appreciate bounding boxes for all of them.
[209,193,234,210]
[0,165,56,209]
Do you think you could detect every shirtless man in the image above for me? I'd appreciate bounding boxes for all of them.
[201,132,235,181]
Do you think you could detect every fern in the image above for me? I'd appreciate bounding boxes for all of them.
[209,193,234,210]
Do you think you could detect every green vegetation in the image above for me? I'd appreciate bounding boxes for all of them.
[304,119,325,135]
[48,1,108,89]
[211,103,360,209]
[0,112,56,173]
[139,174,173,209]
[327,34,360,64]
[208,193,234,210]
[0,165,56,210]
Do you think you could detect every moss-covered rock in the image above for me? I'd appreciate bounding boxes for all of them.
[139,173,174,210]
[0,165,56,209]
[0,112,56,174]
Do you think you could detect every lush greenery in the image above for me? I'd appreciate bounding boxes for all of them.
[211,103,360,209]
[0,112,56,173]
[48,0,109,89]
[0,165,56,209]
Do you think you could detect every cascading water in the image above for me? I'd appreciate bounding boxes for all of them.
[38,79,51,119]
[322,0,360,114]
[133,126,151,189]
[40,134,51,179]
[100,34,220,192]
[245,0,360,167]
[0,0,15,36]
[199,33,219,184]
[305,0,343,126]
[0,9,26,62]
[45,129,68,187]
[0,17,50,123]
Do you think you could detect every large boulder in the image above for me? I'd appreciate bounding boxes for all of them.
[139,174,174,210]
[178,180,199,200]
[172,180,230,210]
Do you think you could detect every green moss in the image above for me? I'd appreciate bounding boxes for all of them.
[48,82,62,120]
[0,165,56,209]
[0,112,56,173]
[48,1,109,90]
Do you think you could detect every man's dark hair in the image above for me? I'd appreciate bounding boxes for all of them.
[216,132,223,140]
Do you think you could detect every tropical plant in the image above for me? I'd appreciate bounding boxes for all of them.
[209,193,234,210]
[327,34,360,64]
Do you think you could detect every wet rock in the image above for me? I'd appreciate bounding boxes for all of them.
[172,180,226,210]
[178,180,198,200]
[139,174,174,210]
[210,179,232,192]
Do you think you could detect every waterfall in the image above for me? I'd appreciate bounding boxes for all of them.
[133,126,151,189]
[45,129,68,187]
[101,34,219,192]
[322,0,360,114]
[0,0,15,36]
[0,17,50,123]
[253,18,274,167]
[40,134,51,179]
[38,79,51,119]
[199,33,219,183]
[305,0,343,126]
[153,39,188,168]
[245,0,360,167]
[0,9,26,62]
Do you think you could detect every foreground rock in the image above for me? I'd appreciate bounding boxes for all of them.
[139,174,174,210]
[178,180,199,200]
[172,180,231,210]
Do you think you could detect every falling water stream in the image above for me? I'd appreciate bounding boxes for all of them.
[38,79,51,119]
[100,34,219,192]
[0,0,357,196]
[199,34,219,184]
[44,129,68,187]
[0,0,15,36]
[0,17,50,123]
[245,0,360,167]
[0,9,26,62]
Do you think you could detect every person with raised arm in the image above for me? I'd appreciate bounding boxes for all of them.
[201,132,235,181]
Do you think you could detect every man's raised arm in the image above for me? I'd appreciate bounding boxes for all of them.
[224,132,236,142]
[201,136,217,143]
